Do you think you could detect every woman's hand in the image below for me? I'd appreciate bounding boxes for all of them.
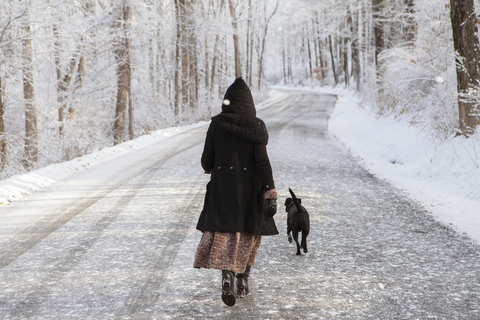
[266,199,277,217]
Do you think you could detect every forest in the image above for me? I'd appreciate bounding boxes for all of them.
[0,0,479,179]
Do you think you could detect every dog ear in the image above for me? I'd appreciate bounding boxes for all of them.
[284,198,292,206]
[297,198,301,204]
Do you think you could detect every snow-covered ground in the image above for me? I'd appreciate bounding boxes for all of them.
[324,87,480,244]
[1,86,479,245]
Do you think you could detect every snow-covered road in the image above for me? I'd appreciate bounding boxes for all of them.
[0,90,479,319]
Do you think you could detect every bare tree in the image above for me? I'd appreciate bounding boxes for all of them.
[351,6,361,90]
[210,31,222,93]
[1,2,29,173]
[22,21,38,169]
[208,0,225,95]
[70,0,93,121]
[314,12,327,80]
[54,18,78,135]
[328,34,338,85]
[404,0,416,43]
[372,0,385,84]
[257,0,279,89]
[343,27,350,86]
[246,0,253,86]
[174,0,198,119]
[450,0,480,136]
[0,77,5,172]
[228,0,242,78]
[113,2,132,145]
[174,0,182,123]
[187,0,198,111]
[181,1,189,108]
[52,0,92,135]
[306,23,313,79]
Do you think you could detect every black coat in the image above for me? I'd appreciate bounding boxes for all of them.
[196,123,279,235]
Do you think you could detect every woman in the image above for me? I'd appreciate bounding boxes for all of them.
[193,77,278,307]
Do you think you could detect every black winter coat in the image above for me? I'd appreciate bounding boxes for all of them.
[196,123,279,235]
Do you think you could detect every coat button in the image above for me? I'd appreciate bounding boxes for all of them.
[230,167,234,170]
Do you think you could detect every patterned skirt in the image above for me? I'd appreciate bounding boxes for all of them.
[193,231,262,274]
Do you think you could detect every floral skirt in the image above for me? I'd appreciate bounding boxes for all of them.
[193,231,262,274]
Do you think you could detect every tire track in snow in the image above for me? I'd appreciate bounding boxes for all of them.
[123,185,204,315]
[4,135,205,317]
[0,132,204,271]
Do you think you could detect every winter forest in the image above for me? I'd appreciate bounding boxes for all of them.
[1,0,479,179]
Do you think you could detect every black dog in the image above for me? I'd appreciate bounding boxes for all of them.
[285,188,310,255]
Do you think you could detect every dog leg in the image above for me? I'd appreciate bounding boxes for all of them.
[287,223,293,243]
[293,232,301,255]
[301,233,308,254]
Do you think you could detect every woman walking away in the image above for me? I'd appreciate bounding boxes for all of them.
[193,77,278,307]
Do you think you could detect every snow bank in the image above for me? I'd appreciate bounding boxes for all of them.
[327,88,480,244]
[0,122,208,206]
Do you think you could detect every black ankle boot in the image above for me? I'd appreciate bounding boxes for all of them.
[221,270,236,306]
[236,265,251,298]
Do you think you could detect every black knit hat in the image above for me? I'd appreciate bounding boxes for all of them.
[222,77,256,116]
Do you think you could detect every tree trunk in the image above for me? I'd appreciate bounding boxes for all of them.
[404,0,416,43]
[248,1,255,86]
[70,0,93,121]
[113,4,132,145]
[180,0,189,107]
[328,35,338,85]
[372,0,385,83]
[343,36,349,86]
[338,34,344,81]
[228,0,241,78]
[70,52,86,120]
[246,0,251,86]
[315,12,327,80]
[188,0,198,111]
[0,78,6,172]
[450,0,480,136]
[307,24,313,79]
[53,22,77,135]
[210,0,225,94]
[344,15,351,87]
[258,34,266,88]
[258,0,279,89]
[312,19,319,68]
[205,35,210,94]
[174,0,181,123]
[128,77,134,140]
[211,34,220,93]
[351,9,361,91]
[23,24,38,169]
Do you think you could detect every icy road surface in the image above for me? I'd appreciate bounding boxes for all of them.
[0,90,479,319]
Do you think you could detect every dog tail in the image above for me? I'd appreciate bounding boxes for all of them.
[288,188,303,214]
